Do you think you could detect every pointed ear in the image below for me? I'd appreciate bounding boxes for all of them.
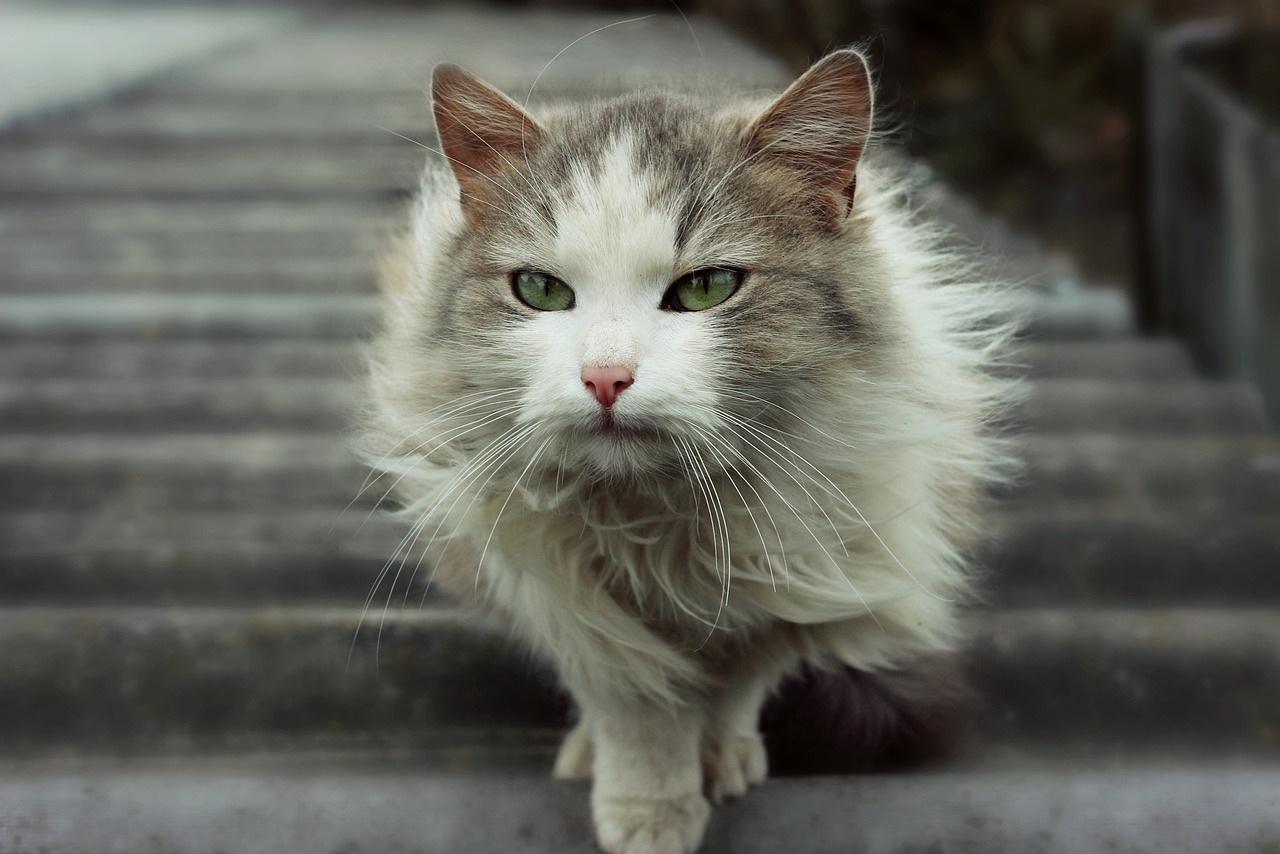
[744,49,874,218]
[431,63,543,222]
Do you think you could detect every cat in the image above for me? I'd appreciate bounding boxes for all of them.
[359,46,1015,854]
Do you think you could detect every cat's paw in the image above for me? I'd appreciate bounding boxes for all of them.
[552,720,593,780]
[703,732,767,804]
[593,793,710,854]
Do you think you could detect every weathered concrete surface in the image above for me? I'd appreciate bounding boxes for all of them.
[0,338,1195,382]
[3,375,1269,432]
[0,290,1133,337]
[2,759,1277,854]
[153,9,789,96]
[0,4,296,126]
[0,294,376,339]
[6,433,1278,516]
[4,508,1280,607]
[1,607,1278,758]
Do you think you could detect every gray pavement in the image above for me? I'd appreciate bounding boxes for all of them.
[1,2,295,126]
[4,759,1278,854]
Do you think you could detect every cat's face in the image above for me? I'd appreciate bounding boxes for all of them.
[419,53,885,483]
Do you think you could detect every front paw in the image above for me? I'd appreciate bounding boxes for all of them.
[593,792,710,854]
[704,732,767,804]
[552,720,593,780]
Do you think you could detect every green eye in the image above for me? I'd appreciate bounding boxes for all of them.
[663,268,742,312]
[513,270,575,311]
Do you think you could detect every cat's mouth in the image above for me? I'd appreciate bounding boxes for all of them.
[597,420,656,441]
[584,413,660,443]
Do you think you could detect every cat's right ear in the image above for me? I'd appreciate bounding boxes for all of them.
[431,64,543,222]
[744,49,874,220]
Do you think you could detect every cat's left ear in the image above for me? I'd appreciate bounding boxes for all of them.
[432,63,544,222]
[745,49,874,218]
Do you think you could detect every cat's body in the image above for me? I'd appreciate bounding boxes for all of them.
[360,50,1014,854]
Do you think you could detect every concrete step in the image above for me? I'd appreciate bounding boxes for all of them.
[0,198,399,237]
[2,341,363,381]
[1,338,1196,382]
[1,258,380,296]
[1,376,1268,433]
[1014,337,1194,380]
[0,261,1141,310]
[2,753,1278,854]
[1015,378,1270,434]
[0,259,1116,304]
[0,606,1276,758]
[0,294,375,339]
[153,9,788,97]
[989,511,1280,605]
[0,285,1134,344]
[0,290,1134,342]
[5,432,1278,515]
[22,87,647,143]
[16,90,477,143]
[0,606,562,754]
[0,138,423,199]
[4,508,1279,607]
[1008,433,1280,512]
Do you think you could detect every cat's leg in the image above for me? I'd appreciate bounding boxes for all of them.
[582,695,709,854]
[551,715,593,780]
[702,668,771,803]
[702,650,796,803]
[493,563,709,850]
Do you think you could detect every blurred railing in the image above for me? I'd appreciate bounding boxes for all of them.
[1142,22,1280,421]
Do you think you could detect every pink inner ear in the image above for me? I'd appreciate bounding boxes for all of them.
[431,63,543,219]
[745,50,874,210]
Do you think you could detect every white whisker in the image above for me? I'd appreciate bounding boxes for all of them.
[474,434,554,591]
[713,404,953,603]
[698,430,788,592]
[349,416,537,668]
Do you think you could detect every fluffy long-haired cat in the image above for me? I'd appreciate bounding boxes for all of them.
[360,47,1014,854]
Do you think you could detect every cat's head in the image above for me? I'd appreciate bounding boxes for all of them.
[404,50,902,485]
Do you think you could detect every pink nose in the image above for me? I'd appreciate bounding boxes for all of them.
[581,365,634,409]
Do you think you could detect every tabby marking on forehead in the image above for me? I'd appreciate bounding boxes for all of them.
[552,133,679,299]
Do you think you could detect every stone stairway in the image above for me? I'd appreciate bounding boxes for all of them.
[2,8,1279,853]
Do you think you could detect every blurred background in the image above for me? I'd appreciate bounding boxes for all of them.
[1,1,1278,852]
[696,0,1280,412]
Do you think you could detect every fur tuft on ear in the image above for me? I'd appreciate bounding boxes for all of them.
[431,63,543,222]
[744,49,874,218]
